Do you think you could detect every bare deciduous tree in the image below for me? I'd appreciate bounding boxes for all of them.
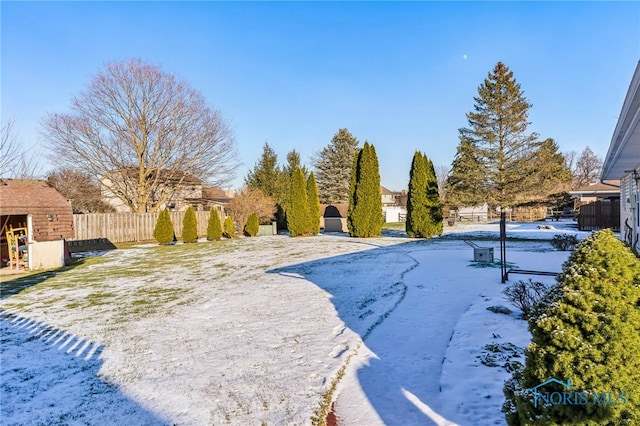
[1,117,42,179]
[225,187,276,234]
[41,59,238,212]
[572,146,603,189]
[434,164,450,201]
[46,168,114,213]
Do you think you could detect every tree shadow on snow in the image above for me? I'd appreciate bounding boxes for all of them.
[267,238,475,425]
[0,311,166,425]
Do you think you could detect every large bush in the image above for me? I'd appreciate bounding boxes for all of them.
[244,212,259,237]
[503,229,640,425]
[182,205,198,243]
[153,208,174,245]
[207,209,223,240]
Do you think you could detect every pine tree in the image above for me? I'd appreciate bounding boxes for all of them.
[245,142,285,200]
[223,215,235,238]
[449,62,545,211]
[503,230,640,425]
[406,151,443,237]
[528,138,572,200]
[181,205,198,243]
[445,138,487,208]
[287,167,311,237]
[245,212,259,237]
[306,172,320,235]
[314,128,360,204]
[348,142,383,237]
[153,208,174,245]
[207,209,223,240]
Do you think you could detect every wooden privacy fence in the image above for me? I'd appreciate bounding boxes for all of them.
[72,210,222,243]
[578,199,620,231]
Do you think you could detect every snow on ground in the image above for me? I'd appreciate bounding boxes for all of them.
[0,220,590,425]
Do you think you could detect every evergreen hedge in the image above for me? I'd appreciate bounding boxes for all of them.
[182,205,198,243]
[207,209,223,240]
[245,212,259,237]
[503,229,640,425]
[223,216,235,238]
[153,208,174,245]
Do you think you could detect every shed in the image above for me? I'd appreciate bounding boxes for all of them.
[321,204,348,233]
[0,179,74,271]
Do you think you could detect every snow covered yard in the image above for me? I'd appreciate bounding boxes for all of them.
[0,221,587,425]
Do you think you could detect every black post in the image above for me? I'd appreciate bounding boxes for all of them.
[500,211,507,283]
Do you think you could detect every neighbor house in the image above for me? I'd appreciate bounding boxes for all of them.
[602,60,640,253]
[0,179,74,270]
[101,168,232,213]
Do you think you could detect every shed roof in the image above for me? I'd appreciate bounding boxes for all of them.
[0,186,72,211]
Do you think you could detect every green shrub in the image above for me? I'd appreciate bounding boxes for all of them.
[207,209,223,240]
[306,172,320,235]
[503,229,640,425]
[347,142,383,237]
[550,234,579,251]
[223,215,235,238]
[153,208,174,245]
[287,167,311,237]
[245,212,259,237]
[182,205,198,243]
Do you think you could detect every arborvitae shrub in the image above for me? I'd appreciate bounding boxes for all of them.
[348,142,383,237]
[223,216,235,238]
[503,229,640,425]
[306,172,320,235]
[287,167,311,237]
[245,212,259,237]
[406,151,443,238]
[153,208,174,245]
[207,209,223,240]
[182,205,198,243]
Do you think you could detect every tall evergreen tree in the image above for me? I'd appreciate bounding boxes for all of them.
[287,167,311,237]
[182,205,198,243]
[284,149,308,177]
[406,152,443,237]
[449,62,546,211]
[207,208,223,240]
[153,208,174,245]
[425,157,444,236]
[406,151,430,237]
[348,142,383,237]
[446,138,487,208]
[306,172,320,235]
[245,142,284,199]
[528,138,572,199]
[314,128,360,204]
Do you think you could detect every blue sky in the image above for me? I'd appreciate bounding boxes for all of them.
[2,1,639,191]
